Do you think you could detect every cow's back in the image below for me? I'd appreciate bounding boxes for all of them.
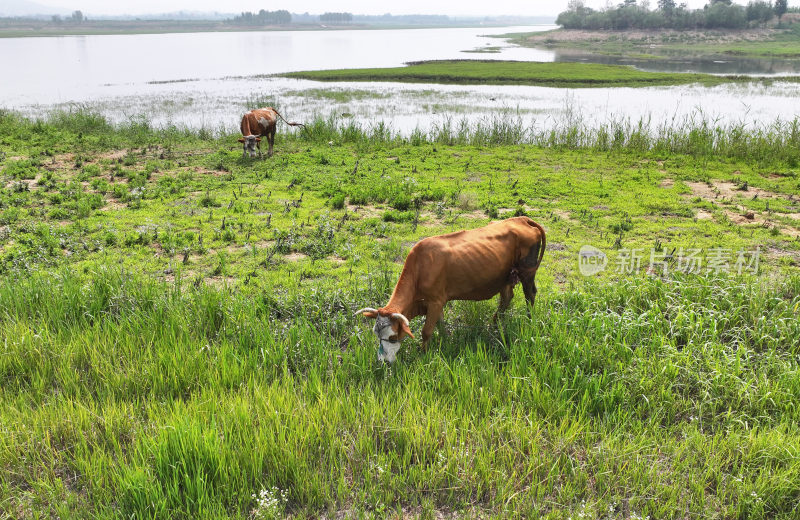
[411,217,544,301]
[241,108,278,137]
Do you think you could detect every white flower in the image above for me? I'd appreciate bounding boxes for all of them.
[251,486,288,520]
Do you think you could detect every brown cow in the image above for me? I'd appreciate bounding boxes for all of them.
[355,216,546,363]
[238,107,304,158]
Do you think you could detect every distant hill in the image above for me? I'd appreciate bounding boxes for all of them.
[0,0,70,16]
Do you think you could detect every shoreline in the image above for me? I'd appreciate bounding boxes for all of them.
[0,21,545,39]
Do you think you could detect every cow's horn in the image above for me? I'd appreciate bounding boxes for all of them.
[390,313,410,327]
[354,307,378,317]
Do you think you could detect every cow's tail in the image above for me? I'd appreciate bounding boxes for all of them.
[526,217,546,267]
[273,109,306,128]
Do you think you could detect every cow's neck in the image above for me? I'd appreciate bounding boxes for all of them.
[383,267,418,320]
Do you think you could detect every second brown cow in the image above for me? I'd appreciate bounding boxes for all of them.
[239,107,304,158]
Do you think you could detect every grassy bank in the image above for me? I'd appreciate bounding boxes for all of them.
[2,269,799,518]
[281,60,753,88]
[0,110,799,518]
[499,24,800,59]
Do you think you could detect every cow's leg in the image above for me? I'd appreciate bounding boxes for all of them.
[521,272,538,318]
[492,284,514,323]
[436,313,449,337]
[420,302,445,351]
[267,129,275,157]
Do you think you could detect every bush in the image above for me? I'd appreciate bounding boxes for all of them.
[330,193,346,210]
[390,193,412,211]
[382,210,414,222]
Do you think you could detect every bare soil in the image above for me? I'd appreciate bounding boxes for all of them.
[684,180,800,237]
[524,24,798,46]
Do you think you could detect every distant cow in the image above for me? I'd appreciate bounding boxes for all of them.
[239,107,304,158]
[355,216,546,363]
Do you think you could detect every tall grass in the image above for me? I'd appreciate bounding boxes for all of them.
[284,111,800,165]
[5,108,800,165]
[1,269,800,517]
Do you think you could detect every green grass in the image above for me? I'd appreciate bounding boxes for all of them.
[0,109,799,518]
[281,59,758,88]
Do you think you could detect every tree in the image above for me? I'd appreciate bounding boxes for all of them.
[71,10,84,23]
[658,0,676,11]
[775,0,787,24]
[567,0,586,11]
[746,1,773,26]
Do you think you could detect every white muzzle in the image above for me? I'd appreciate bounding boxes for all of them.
[374,315,401,363]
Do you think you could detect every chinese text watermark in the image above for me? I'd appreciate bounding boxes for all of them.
[579,246,760,276]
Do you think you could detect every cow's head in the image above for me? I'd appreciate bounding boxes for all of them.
[354,308,414,363]
[238,135,261,157]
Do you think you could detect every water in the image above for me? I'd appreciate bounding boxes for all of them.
[0,25,554,106]
[1,25,799,134]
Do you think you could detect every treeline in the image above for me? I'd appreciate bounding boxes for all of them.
[50,10,86,24]
[557,0,789,30]
[319,12,353,23]
[230,9,291,25]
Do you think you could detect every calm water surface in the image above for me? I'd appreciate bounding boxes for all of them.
[1,25,799,134]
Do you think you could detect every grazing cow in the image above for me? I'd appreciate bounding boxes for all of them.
[238,107,304,158]
[355,216,546,363]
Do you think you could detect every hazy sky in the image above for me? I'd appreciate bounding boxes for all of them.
[33,0,741,17]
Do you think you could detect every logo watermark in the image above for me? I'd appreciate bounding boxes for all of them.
[578,246,760,276]
[578,245,608,276]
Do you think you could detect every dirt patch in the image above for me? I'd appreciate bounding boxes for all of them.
[41,153,79,171]
[204,276,238,288]
[686,180,799,236]
[327,255,347,264]
[5,178,37,190]
[696,209,714,221]
[346,204,382,219]
[765,245,800,264]
[103,198,126,211]
[460,210,488,220]
[99,150,127,161]
[685,181,787,202]
[552,209,577,222]
[195,167,230,177]
[285,252,307,262]
[723,209,800,237]
[659,178,674,189]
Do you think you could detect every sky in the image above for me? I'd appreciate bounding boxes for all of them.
[30,0,734,18]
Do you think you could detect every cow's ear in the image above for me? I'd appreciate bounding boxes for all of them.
[398,321,414,339]
[238,138,245,143]
[256,137,262,142]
